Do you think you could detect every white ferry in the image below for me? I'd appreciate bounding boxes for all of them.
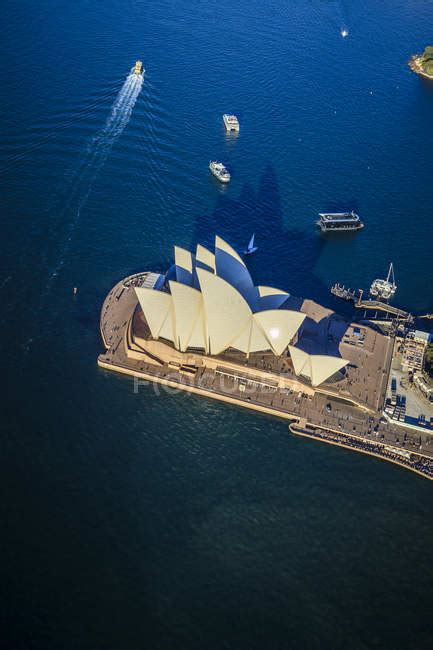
[223,114,240,132]
[209,161,231,183]
[317,211,364,232]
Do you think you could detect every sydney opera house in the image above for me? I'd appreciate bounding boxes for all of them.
[99,235,392,416]
[133,236,350,386]
[98,236,433,479]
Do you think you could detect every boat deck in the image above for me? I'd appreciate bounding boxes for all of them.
[223,114,240,132]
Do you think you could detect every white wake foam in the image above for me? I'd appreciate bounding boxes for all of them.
[27,67,144,348]
[93,70,143,154]
[48,68,144,276]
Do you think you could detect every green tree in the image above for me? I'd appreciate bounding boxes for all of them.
[424,343,433,377]
[421,46,433,74]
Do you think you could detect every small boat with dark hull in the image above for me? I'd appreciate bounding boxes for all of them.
[317,211,364,232]
[209,161,231,183]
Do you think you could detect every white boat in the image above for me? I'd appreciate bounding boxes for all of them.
[133,60,143,75]
[223,114,240,132]
[209,161,230,183]
[369,263,397,301]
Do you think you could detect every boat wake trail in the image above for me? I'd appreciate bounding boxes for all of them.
[25,68,144,351]
[46,69,144,284]
[88,70,144,162]
[319,0,350,38]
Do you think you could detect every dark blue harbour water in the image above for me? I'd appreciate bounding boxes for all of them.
[1,1,433,648]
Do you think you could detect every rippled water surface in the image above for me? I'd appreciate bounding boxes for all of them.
[1,1,433,648]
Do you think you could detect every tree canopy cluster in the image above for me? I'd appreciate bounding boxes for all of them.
[424,342,433,378]
[420,46,433,75]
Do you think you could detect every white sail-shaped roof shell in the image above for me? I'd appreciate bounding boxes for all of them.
[310,355,348,386]
[230,319,271,354]
[135,287,173,340]
[169,281,206,352]
[174,246,193,272]
[188,307,207,350]
[158,301,175,342]
[289,345,348,387]
[195,244,215,271]
[249,319,273,352]
[289,345,310,377]
[174,246,193,286]
[230,322,253,354]
[197,268,252,355]
[254,310,306,356]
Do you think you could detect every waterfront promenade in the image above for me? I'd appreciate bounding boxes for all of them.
[289,423,433,480]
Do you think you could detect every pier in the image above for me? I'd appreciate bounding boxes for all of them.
[330,284,413,321]
[355,298,412,320]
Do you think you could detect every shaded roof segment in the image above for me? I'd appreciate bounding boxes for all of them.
[215,236,246,267]
[197,268,252,355]
[258,286,290,309]
[214,235,254,298]
[289,345,348,387]
[245,285,290,312]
